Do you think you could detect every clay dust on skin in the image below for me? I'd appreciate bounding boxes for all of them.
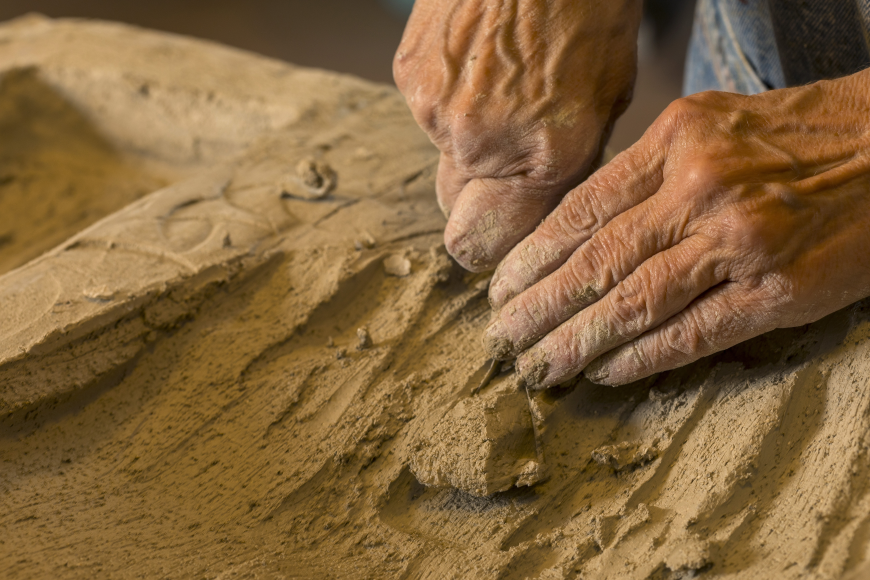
[2,15,870,580]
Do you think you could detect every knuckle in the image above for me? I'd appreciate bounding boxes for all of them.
[524,127,577,185]
[609,276,652,334]
[447,115,485,159]
[681,155,724,195]
[659,96,705,130]
[668,92,720,119]
[662,316,703,357]
[413,101,442,137]
[551,191,602,239]
[654,92,728,144]
[720,205,756,244]
[392,46,426,98]
[577,232,619,289]
[560,257,601,309]
[661,98,694,124]
[400,90,440,137]
[719,203,778,263]
[629,341,653,372]
[391,72,443,138]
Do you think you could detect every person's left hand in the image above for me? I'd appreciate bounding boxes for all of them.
[481,71,870,388]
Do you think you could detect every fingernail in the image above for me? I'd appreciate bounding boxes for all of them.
[518,351,550,390]
[482,318,514,360]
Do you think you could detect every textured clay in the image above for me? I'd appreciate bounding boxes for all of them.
[2,15,870,580]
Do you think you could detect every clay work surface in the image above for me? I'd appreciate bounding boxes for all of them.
[2,15,870,580]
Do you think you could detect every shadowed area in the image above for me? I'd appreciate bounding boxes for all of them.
[0,68,166,275]
[1,16,870,580]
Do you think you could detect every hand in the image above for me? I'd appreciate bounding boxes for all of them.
[482,71,870,387]
[393,0,642,271]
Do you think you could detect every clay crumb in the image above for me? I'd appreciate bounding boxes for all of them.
[515,460,545,487]
[83,285,115,301]
[335,347,347,360]
[356,327,372,350]
[352,146,375,160]
[428,244,454,283]
[354,231,376,251]
[591,440,659,472]
[649,386,679,402]
[383,254,411,277]
[280,158,337,200]
[664,535,712,572]
[297,158,335,192]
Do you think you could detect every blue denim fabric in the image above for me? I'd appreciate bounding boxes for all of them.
[769,0,870,86]
[684,0,783,95]
[684,0,870,96]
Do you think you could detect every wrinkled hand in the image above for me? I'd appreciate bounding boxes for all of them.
[482,71,870,387]
[393,0,641,271]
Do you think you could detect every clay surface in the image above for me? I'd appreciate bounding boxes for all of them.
[410,372,545,496]
[3,14,870,580]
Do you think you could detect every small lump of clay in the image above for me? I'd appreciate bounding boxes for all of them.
[410,373,543,496]
[356,327,372,350]
[383,254,411,277]
[280,158,337,200]
[83,285,115,301]
[592,440,659,472]
[354,232,376,251]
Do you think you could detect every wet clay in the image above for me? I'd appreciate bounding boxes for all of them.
[3,15,870,580]
[410,373,545,496]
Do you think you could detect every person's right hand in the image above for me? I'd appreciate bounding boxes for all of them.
[393,0,642,272]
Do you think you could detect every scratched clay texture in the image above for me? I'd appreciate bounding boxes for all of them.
[2,15,870,580]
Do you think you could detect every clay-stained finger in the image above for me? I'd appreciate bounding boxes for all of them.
[444,175,563,272]
[482,189,690,360]
[488,141,667,309]
[584,283,774,385]
[515,235,724,388]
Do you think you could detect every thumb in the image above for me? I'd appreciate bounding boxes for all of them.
[444,175,565,272]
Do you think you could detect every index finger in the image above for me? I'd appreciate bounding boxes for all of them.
[488,135,667,310]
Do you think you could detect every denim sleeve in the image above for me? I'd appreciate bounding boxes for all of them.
[684,0,783,96]
[685,0,870,97]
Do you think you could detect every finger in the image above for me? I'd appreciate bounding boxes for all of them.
[444,175,564,272]
[482,184,690,360]
[435,153,467,218]
[488,132,667,309]
[583,283,776,386]
[515,234,725,389]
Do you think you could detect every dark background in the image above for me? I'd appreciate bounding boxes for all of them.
[0,0,694,151]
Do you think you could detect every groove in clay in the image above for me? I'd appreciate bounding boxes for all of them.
[2,14,870,580]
